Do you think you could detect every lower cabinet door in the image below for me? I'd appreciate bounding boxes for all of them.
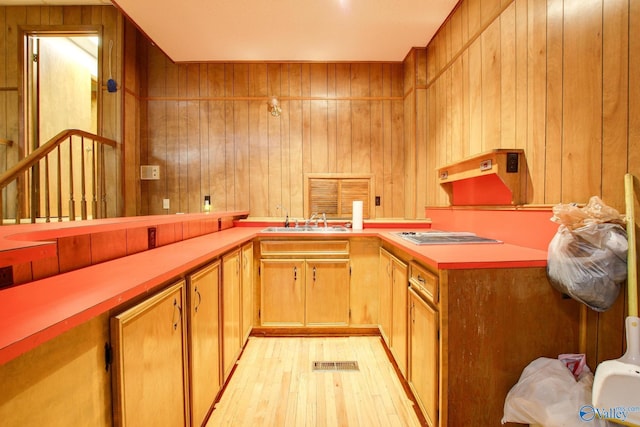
[409,287,439,427]
[111,281,189,427]
[260,259,305,326]
[188,261,221,427]
[305,259,350,326]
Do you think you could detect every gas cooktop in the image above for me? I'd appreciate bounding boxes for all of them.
[394,231,502,245]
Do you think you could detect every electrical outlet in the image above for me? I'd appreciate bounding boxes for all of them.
[141,165,160,180]
[506,152,519,173]
[375,196,381,206]
[148,227,157,249]
[162,198,170,210]
[0,266,14,289]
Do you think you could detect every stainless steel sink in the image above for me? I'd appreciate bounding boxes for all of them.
[261,225,349,233]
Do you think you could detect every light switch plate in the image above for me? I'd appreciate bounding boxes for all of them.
[162,198,170,209]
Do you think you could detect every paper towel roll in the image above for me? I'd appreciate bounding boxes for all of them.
[352,200,363,230]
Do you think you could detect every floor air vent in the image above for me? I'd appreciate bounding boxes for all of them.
[312,361,359,372]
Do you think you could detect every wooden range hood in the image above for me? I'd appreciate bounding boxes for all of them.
[437,149,527,206]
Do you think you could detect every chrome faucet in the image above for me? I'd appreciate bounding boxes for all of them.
[306,212,318,227]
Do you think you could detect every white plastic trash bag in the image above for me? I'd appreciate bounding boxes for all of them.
[546,197,627,312]
[502,357,613,426]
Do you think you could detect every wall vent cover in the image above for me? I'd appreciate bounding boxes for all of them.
[312,361,359,372]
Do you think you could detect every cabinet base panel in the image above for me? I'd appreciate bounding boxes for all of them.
[251,327,380,337]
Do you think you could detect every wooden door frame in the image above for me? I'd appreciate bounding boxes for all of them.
[17,25,103,220]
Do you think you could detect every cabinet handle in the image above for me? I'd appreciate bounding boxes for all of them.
[293,266,297,281]
[410,301,415,324]
[313,266,317,282]
[172,298,182,330]
[417,274,426,284]
[194,286,202,313]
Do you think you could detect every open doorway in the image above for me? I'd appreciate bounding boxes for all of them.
[23,31,100,219]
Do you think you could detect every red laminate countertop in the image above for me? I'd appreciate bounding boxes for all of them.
[0,224,548,365]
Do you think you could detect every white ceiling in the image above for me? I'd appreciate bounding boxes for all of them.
[4,0,459,63]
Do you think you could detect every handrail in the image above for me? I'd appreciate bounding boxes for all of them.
[0,129,118,225]
[0,129,116,189]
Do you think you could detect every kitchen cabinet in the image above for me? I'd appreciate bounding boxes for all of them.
[408,262,439,427]
[349,237,380,326]
[222,249,242,381]
[187,261,221,427]
[378,248,393,345]
[240,242,254,342]
[260,259,306,325]
[305,259,350,325]
[111,281,189,427]
[259,240,350,327]
[390,253,408,377]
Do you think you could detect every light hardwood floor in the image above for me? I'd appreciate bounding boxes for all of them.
[207,336,423,427]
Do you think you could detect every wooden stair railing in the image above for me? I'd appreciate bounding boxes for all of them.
[0,129,117,225]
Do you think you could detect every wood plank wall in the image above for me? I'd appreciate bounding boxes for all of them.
[137,45,405,219]
[0,5,123,218]
[421,0,639,365]
[422,0,639,211]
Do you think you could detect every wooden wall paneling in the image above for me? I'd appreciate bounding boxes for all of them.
[426,84,437,208]
[481,19,501,151]
[336,63,352,174]
[544,0,564,205]
[206,64,224,212]
[370,64,383,218]
[461,50,470,162]
[310,64,328,173]
[631,0,640,178]
[380,65,392,217]
[288,64,304,219]
[500,3,516,150]
[176,67,189,213]
[450,6,463,63]
[351,63,371,174]
[481,0,503,27]
[222,63,234,212]
[278,64,291,216]
[416,88,428,218]
[596,0,630,366]
[467,0,482,40]
[526,0,547,205]
[403,51,416,219]
[187,65,201,213]
[326,64,338,173]
[391,95,405,219]
[437,74,449,206]
[267,63,283,214]
[561,0,603,203]
[251,104,268,217]
[233,64,250,212]
[137,47,148,215]
[514,0,528,174]
[198,64,210,211]
[467,38,482,155]
[450,57,464,164]
[601,0,629,209]
[123,19,139,216]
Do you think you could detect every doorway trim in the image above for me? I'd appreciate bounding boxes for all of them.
[18,25,104,158]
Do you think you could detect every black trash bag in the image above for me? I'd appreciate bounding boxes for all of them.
[547,222,627,312]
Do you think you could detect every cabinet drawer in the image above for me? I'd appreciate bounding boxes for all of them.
[260,240,349,256]
[409,262,438,304]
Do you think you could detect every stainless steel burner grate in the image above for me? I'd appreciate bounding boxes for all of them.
[312,361,359,371]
